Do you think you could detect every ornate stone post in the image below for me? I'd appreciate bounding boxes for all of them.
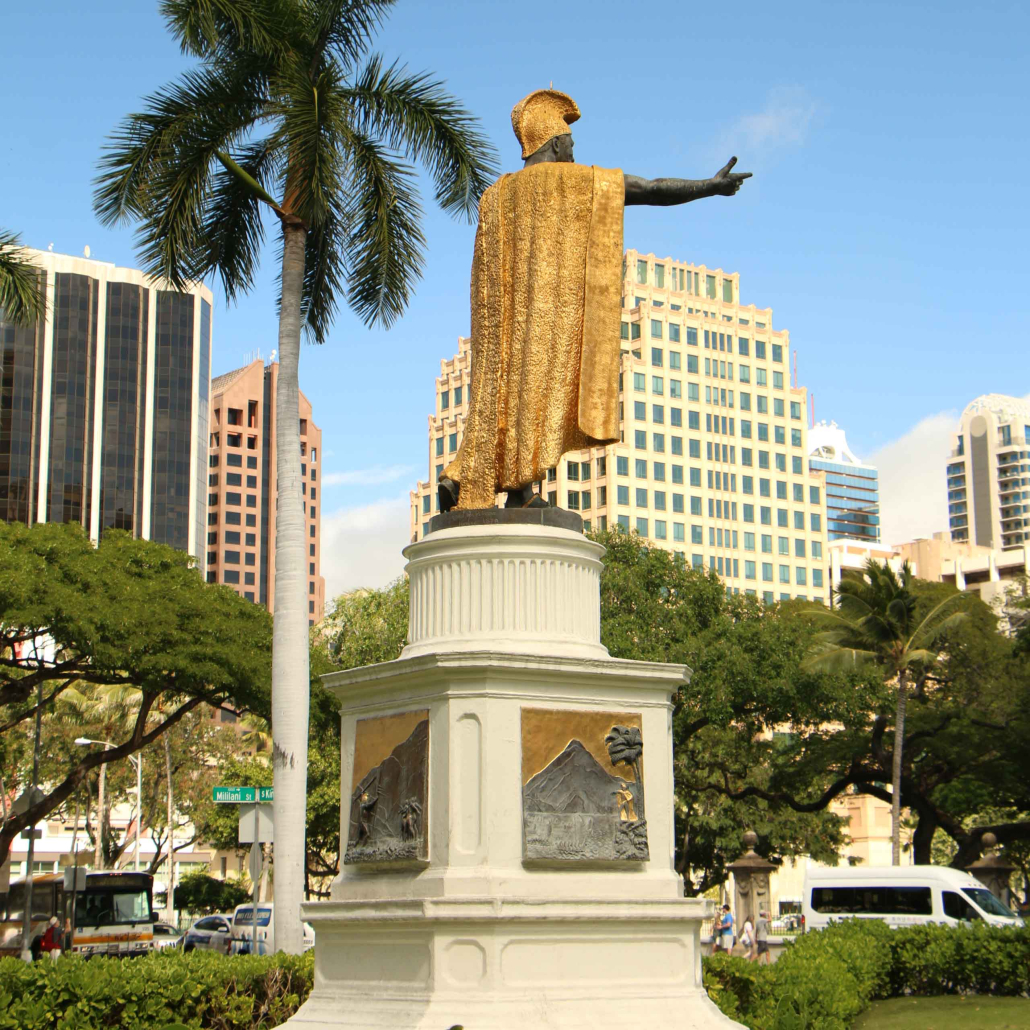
[726,830,775,926]
[966,832,1016,908]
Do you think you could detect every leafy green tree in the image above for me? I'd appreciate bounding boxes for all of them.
[175,869,252,915]
[0,228,45,326]
[94,0,496,951]
[0,522,271,866]
[804,560,968,864]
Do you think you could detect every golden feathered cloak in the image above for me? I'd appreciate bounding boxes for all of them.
[443,162,625,509]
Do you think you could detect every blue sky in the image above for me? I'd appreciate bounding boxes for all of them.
[4,1,1028,594]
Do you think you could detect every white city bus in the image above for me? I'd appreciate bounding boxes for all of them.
[802,865,1023,932]
[0,870,155,958]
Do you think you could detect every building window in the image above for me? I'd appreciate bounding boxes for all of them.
[636,259,647,284]
[651,346,663,366]
[651,321,663,340]
[636,518,648,537]
[617,485,629,505]
[567,491,580,510]
[722,280,733,303]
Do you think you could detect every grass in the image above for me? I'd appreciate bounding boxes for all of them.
[853,996,1030,1029]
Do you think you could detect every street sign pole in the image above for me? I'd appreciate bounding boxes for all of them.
[248,839,262,955]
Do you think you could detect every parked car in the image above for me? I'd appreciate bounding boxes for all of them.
[229,903,314,955]
[181,913,234,954]
[151,921,182,950]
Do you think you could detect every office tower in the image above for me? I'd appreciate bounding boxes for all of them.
[807,421,880,543]
[946,394,1030,550]
[411,250,830,603]
[206,359,325,624]
[0,247,212,568]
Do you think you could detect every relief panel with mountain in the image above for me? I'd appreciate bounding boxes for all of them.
[521,708,649,863]
[345,710,429,864]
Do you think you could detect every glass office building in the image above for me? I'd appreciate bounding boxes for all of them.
[0,248,212,570]
[807,422,880,543]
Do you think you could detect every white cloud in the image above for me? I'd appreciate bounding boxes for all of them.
[321,464,415,488]
[867,412,955,546]
[320,493,411,600]
[720,86,818,158]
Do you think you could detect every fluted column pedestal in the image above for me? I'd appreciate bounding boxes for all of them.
[281,514,743,1030]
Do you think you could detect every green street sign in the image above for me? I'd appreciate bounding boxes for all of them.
[212,786,273,804]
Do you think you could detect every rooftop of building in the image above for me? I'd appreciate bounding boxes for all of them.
[960,393,1030,424]
[211,360,263,395]
[808,421,875,469]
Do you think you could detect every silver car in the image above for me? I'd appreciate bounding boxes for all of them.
[181,913,233,954]
[151,921,182,950]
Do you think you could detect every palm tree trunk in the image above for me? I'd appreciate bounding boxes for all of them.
[164,733,175,922]
[271,218,311,955]
[632,758,645,821]
[891,672,908,866]
[95,761,107,870]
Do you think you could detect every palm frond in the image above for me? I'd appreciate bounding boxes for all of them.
[160,0,295,60]
[199,141,282,301]
[908,596,969,652]
[309,0,396,68]
[0,230,46,327]
[301,189,347,343]
[93,62,268,287]
[338,125,426,328]
[802,641,881,673]
[346,55,498,221]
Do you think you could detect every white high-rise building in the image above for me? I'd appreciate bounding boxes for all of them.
[946,394,1030,551]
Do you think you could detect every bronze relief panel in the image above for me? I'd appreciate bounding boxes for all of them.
[345,710,429,864]
[521,708,649,862]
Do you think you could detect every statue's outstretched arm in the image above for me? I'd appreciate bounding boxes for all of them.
[624,157,751,207]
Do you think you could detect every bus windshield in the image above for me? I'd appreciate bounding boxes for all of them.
[963,887,1017,919]
[75,888,152,928]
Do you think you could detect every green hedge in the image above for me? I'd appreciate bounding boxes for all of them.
[703,920,1030,1030]
[0,949,313,1030]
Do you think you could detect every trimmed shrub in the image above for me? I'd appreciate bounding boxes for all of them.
[0,949,313,1030]
[887,922,1030,997]
[703,919,1029,1030]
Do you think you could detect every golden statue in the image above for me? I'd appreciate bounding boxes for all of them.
[440,89,751,511]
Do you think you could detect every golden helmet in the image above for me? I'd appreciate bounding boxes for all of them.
[511,89,580,160]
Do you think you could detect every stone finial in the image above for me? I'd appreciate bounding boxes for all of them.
[742,830,759,852]
[981,832,998,851]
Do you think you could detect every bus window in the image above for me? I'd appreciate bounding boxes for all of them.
[942,891,981,921]
[4,882,54,922]
[810,886,932,916]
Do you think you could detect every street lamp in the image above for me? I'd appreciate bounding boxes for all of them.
[75,740,142,872]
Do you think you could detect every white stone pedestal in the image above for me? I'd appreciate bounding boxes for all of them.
[282,518,742,1029]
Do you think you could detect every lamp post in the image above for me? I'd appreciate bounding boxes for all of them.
[75,740,142,871]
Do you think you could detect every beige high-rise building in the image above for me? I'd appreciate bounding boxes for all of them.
[946,394,1030,551]
[411,249,830,603]
[207,359,325,625]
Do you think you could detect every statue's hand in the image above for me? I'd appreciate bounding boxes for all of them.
[712,156,752,196]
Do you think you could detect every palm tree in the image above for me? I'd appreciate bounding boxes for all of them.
[605,725,645,821]
[93,0,496,953]
[804,560,967,865]
[0,229,45,326]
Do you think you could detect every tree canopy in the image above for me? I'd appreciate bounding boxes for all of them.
[0,522,272,867]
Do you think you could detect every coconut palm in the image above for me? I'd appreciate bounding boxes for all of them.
[804,560,968,865]
[605,725,645,821]
[93,0,496,953]
[0,229,45,326]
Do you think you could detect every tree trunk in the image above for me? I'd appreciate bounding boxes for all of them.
[95,760,107,870]
[911,806,936,866]
[632,758,645,821]
[891,672,908,866]
[164,733,175,922]
[271,219,311,955]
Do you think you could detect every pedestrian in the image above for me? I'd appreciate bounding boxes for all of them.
[717,903,734,955]
[755,908,771,965]
[740,914,755,960]
[40,916,62,960]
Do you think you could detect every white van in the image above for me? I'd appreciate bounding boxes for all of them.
[229,903,315,955]
[802,865,1023,931]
